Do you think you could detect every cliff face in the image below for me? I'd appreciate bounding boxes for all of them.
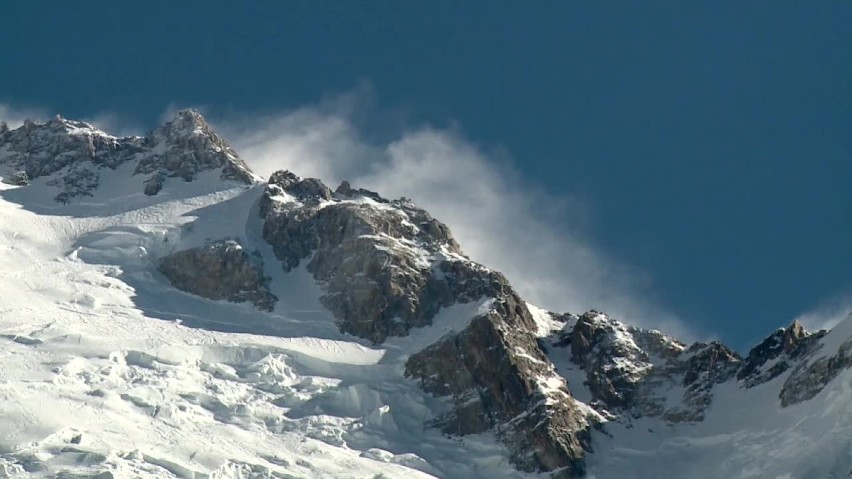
[259,170,594,476]
[158,240,277,312]
[0,110,254,203]
[4,112,849,478]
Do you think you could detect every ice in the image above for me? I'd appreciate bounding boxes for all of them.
[0,178,540,479]
[0,137,849,478]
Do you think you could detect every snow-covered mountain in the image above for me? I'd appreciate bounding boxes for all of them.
[0,111,849,479]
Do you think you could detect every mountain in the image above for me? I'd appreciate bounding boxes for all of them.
[0,111,849,479]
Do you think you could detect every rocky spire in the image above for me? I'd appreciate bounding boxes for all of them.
[0,110,256,202]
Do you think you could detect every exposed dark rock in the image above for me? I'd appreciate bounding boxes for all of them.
[334,180,385,202]
[144,171,166,196]
[260,171,464,343]
[682,341,741,386]
[267,170,332,203]
[780,326,850,407]
[260,170,592,476]
[738,320,813,387]
[0,110,255,203]
[406,293,592,478]
[662,341,742,422]
[49,167,99,204]
[546,311,745,423]
[158,240,276,312]
[565,312,691,415]
[134,109,255,185]
[2,170,30,186]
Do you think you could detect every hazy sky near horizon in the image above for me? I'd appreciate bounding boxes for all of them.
[1,2,850,350]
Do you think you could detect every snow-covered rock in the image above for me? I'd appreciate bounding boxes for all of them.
[158,239,277,312]
[0,110,255,203]
[0,112,850,479]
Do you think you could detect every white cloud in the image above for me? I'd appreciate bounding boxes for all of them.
[794,292,852,332]
[82,112,145,137]
[2,95,703,341]
[0,103,45,128]
[211,90,701,341]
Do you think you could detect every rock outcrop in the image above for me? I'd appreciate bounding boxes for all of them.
[260,170,466,343]
[135,109,255,185]
[737,320,819,388]
[546,311,743,423]
[779,317,849,407]
[158,240,276,312]
[260,170,594,476]
[5,111,852,479]
[780,337,851,406]
[0,110,254,202]
[405,289,592,478]
[1,170,29,186]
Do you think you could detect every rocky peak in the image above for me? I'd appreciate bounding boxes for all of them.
[137,109,256,188]
[679,341,741,388]
[157,240,277,312]
[783,320,807,350]
[259,170,593,475]
[561,311,688,414]
[0,115,122,198]
[261,170,470,342]
[165,109,209,134]
[779,314,849,407]
[0,110,255,202]
[266,170,332,204]
[737,320,815,388]
[544,310,751,422]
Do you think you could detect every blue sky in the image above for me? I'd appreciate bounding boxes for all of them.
[2,2,850,350]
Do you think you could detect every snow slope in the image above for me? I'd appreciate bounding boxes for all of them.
[1,116,850,478]
[0,171,539,479]
[582,351,852,478]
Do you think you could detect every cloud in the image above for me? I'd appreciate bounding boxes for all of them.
[794,292,852,332]
[82,112,145,137]
[0,103,45,128]
[211,89,701,341]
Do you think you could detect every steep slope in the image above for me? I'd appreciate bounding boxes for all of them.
[537,309,852,478]
[0,110,255,205]
[0,112,850,479]
[257,171,595,476]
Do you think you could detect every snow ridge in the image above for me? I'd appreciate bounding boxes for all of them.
[0,113,850,479]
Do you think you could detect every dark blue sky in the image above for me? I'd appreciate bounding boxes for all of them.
[2,2,850,350]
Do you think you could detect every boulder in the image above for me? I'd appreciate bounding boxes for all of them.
[158,240,276,312]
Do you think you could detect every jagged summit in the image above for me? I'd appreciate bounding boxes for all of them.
[0,110,256,203]
[0,111,850,478]
[153,109,224,143]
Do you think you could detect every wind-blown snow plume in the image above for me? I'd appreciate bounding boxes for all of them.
[211,89,699,341]
[795,291,852,331]
[0,103,44,128]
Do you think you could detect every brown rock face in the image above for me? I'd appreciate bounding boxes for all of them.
[158,240,276,311]
[780,330,849,407]
[260,171,465,343]
[737,320,817,388]
[551,311,744,423]
[0,110,254,203]
[260,171,593,476]
[135,109,255,185]
[405,293,591,478]
[782,321,807,352]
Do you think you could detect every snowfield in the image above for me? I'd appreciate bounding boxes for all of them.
[0,173,536,479]
[0,154,850,479]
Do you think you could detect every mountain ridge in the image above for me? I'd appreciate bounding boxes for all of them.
[0,111,849,478]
